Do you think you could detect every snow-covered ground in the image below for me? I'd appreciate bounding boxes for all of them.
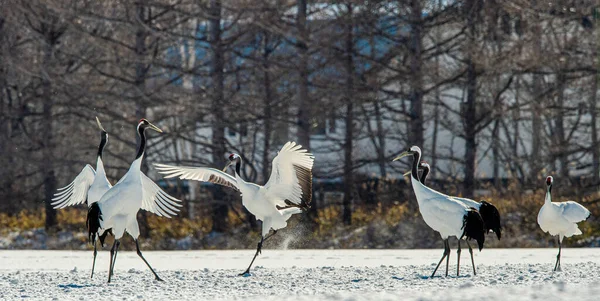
[1,248,599,300]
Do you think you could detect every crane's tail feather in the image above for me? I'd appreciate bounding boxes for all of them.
[479,201,502,240]
[86,203,103,246]
[463,208,486,251]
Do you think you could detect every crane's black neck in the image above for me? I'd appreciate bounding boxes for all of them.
[411,151,421,180]
[547,184,552,194]
[136,125,146,160]
[420,165,430,185]
[97,131,107,159]
[234,158,241,175]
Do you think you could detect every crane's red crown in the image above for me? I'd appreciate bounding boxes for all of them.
[546,176,553,185]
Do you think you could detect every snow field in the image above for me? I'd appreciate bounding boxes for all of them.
[1,249,599,300]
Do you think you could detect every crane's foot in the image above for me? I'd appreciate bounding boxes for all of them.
[238,270,252,277]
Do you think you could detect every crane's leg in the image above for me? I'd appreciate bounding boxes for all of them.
[91,240,98,279]
[554,238,562,272]
[457,238,462,277]
[108,239,120,283]
[431,238,450,278]
[444,239,451,277]
[239,230,278,276]
[135,239,163,281]
[466,240,476,275]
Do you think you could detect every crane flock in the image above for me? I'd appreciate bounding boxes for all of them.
[49,119,592,282]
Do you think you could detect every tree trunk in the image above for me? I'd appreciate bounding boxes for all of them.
[374,99,386,176]
[591,70,599,187]
[209,0,229,233]
[408,0,424,148]
[463,0,478,198]
[555,72,569,181]
[262,31,272,184]
[135,3,150,238]
[463,62,477,197]
[296,0,311,150]
[492,119,500,190]
[431,0,443,177]
[530,2,543,185]
[593,9,600,187]
[342,4,354,225]
[42,24,57,230]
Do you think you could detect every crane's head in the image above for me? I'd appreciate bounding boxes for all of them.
[546,176,553,186]
[137,118,163,134]
[392,145,421,162]
[223,153,241,171]
[95,117,108,158]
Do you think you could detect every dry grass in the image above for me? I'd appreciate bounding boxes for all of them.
[1,186,598,249]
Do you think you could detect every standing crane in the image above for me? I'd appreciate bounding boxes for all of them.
[87,119,182,282]
[154,141,313,276]
[415,161,501,275]
[537,176,590,271]
[51,117,112,278]
[393,146,485,277]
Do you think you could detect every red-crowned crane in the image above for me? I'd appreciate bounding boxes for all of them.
[154,141,313,276]
[51,117,112,278]
[87,119,182,282]
[393,146,485,277]
[416,161,501,276]
[537,176,590,271]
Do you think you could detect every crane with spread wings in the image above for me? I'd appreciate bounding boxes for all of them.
[155,141,314,276]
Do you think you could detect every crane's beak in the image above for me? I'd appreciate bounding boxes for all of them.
[222,162,232,172]
[96,117,107,132]
[147,121,163,133]
[403,171,411,177]
[393,151,411,161]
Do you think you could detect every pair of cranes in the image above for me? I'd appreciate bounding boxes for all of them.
[53,118,183,282]
[52,117,314,282]
[52,119,589,282]
[394,146,590,276]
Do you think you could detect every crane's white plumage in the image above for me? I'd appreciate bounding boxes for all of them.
[152,165,240,191]
[410,178,470,239]
[52,164,101,209]
[393,146,485,277]
[52,117,113,279]
[264,141,314,208]
[537,176,590,271]
[140,173,183,217]
[451,197,480,210]
[52,118,112,209]
[537,177,589,240]
[87,119,182,282]
[96,163,182,236]
[417,161,502,240]
[155,141,313,275]
[155,141,313,236]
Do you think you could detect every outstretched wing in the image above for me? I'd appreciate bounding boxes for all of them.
[140,173,183,218]
[264,141,314,209]
[154,163,240,191]
[51,165,96,209]
[560,201,590,223]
